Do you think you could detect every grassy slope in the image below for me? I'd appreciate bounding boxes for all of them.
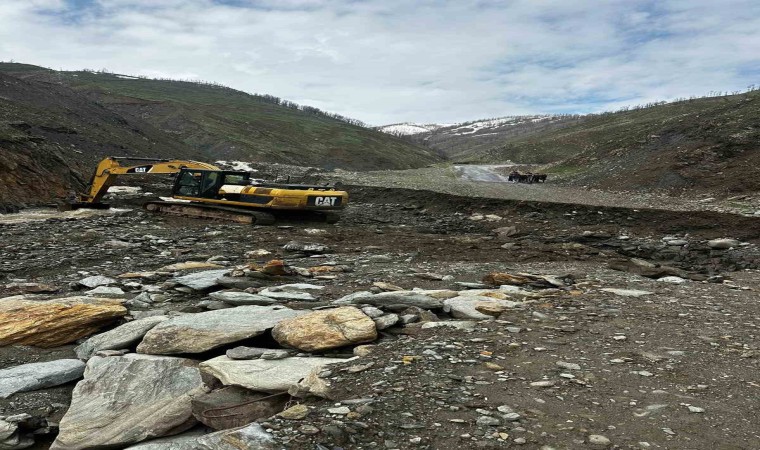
[465,91,760,193]
[0,69,203,209]
[53,70,440,170]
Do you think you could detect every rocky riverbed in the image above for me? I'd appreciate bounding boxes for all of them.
[0,186,759,449]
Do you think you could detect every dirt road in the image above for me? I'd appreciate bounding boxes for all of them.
[454,165,512,183]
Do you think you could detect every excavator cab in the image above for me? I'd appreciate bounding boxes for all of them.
[173,169,251,199]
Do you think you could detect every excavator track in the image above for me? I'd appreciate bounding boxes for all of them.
[143,201,277,225]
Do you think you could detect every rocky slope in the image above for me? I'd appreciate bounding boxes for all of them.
[0,186,758,449]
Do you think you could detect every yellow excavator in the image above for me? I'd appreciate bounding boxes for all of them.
[66,157,348,224]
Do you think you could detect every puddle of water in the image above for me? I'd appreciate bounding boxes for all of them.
[0,207,132,225]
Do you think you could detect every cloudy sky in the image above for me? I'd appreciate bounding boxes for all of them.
[1,0,759,125]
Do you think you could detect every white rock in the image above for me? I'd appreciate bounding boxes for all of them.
[78,276,116,289]
[707,238,739,249]
[657,276,686,284]
[85,286,126,297]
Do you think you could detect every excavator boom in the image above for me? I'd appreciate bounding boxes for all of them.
[74,157,220,205]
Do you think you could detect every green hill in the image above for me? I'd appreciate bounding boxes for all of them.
[0,63,441,209]
[5,65,440,171]
[465,91,760,194]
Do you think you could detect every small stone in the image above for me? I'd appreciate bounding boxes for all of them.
[687,405,705,413]
[328,406,350,415]
[657,276,686,284]
[503,412,521,422]
[530,380,555,387]
[476,416,500,426]
[345,344,374,357]
[298,424,320,435]
[589,434,611,446]
[556,361,581,370]
[278,404,310,420]
[707,238,739,249]
[77,275,117,288]
[225,346,268,360]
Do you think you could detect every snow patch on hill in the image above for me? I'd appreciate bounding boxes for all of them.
[377,123,449,136]
[214,160,259,172]
[446,115,556,135]
[378,116,560,137]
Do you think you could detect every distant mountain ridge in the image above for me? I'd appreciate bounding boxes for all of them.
[377,115,582,159]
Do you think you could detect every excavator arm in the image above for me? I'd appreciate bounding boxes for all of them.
[71,157,220,208]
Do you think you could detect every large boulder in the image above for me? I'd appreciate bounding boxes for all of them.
[75,316,168,360]
[51,355,209,450]
[0,359,85,398]
[272,307,377,352]
[200,356,348,393]
[137,306,305,355]
[0,298,127,348]
[125,424,275,450]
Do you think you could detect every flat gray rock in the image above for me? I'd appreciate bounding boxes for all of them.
[343,291,443,309]
[200,356,348,393]
[443,296,520,320]
[126,424,275,450]
[0,359,85,398]
[122,429,209,450]
[137,306,306,355]
[259,288,316,302]
[601,288,653,298]
[75,316,168,360]
[173,270,230,291]
[51,356,209,450]
[209,290,278,306]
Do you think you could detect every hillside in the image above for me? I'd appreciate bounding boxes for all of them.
[10,65,439,170]
[468,92,760,194]
[0,63,441,209]
[0,70,204,211]
[377,115,582,160]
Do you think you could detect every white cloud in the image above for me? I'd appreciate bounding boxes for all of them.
[0,0,758,124]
